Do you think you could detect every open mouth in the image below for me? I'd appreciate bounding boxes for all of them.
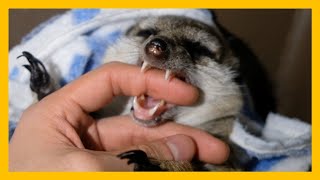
[130,61,176,127]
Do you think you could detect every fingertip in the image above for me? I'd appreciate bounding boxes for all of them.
[198,135,230,164]
[206,139,230,164]
[184,85,199,105]
[163,133,229,164]
[165,134,196,161]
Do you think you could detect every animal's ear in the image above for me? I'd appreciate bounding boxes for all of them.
[208,10,240,69]
[210,10,233,42]
[125,17,150,36]
[210,10,276,120]
[209,10,218,26]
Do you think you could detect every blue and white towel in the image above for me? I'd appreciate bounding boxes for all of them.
[9,9,311,171]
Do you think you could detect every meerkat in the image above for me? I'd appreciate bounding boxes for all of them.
[19,14,275,171]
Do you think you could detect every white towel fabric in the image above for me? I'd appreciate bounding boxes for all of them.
[9,9,311,171]
[231,113,311,171]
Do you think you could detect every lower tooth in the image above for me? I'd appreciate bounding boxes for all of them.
[148,106,158,116]
[140,94,145,100]
[133,96,142,109]
[159,100,165,106]
[148,100,165,116]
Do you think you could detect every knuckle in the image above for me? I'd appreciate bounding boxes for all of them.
[63,151,104,171]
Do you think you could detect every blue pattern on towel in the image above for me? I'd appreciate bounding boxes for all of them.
[60,54,89,86]
[251,156,286,171]
[9,66,19,80]
[84,30,122,73]
[8,9,311,171]
[72,9,100,24]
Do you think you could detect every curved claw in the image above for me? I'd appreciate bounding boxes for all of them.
[17,51,54,100]
[130,107,165,127]
[117,150,165,171]
[17,51,33,59]
[18,51,48,75]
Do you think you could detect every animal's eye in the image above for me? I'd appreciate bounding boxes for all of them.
[136,29,157,38]
[183,40,217,61]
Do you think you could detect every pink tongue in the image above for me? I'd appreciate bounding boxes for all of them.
[144,97,160,108]
[133,96,166,121]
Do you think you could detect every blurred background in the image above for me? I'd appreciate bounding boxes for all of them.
[9,9,311,123]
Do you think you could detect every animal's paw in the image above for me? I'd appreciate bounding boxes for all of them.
[117,150,166,171]
[18,51,53,100]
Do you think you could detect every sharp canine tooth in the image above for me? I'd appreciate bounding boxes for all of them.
[165,70,172,81]
[133,96,143,109]
[159,100,165,106]
[148,103,160,116]
[141,61,151,73]
[140,94,145,101]
[148,100,166,116]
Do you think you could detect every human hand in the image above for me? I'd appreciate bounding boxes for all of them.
[9,62,229,171]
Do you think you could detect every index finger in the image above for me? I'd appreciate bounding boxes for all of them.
[54,62,199,113]
[96,115,230,164]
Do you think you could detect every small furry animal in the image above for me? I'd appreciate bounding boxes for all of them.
[20,13,275,171]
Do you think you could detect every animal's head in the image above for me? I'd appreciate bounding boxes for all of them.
[105,16,243,127]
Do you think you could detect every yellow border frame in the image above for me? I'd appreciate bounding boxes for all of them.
[1,0,318,179]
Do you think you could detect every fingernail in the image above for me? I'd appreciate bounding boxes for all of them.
[165,135,195,161]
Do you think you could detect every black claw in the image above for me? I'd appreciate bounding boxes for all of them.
[17,51,34,59]
[18,51,53,100]
[117,150,166,171]
[22,64,32,72]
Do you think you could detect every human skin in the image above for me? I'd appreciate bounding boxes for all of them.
[9,62,229,171]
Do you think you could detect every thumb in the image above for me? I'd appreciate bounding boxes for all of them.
[115,134,196,163]
[70,134,196,171]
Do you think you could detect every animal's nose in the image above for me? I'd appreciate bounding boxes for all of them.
[145,38,168,59]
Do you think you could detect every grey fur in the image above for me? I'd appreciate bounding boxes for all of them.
[104,16,242,130]
[103,16,245,170]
